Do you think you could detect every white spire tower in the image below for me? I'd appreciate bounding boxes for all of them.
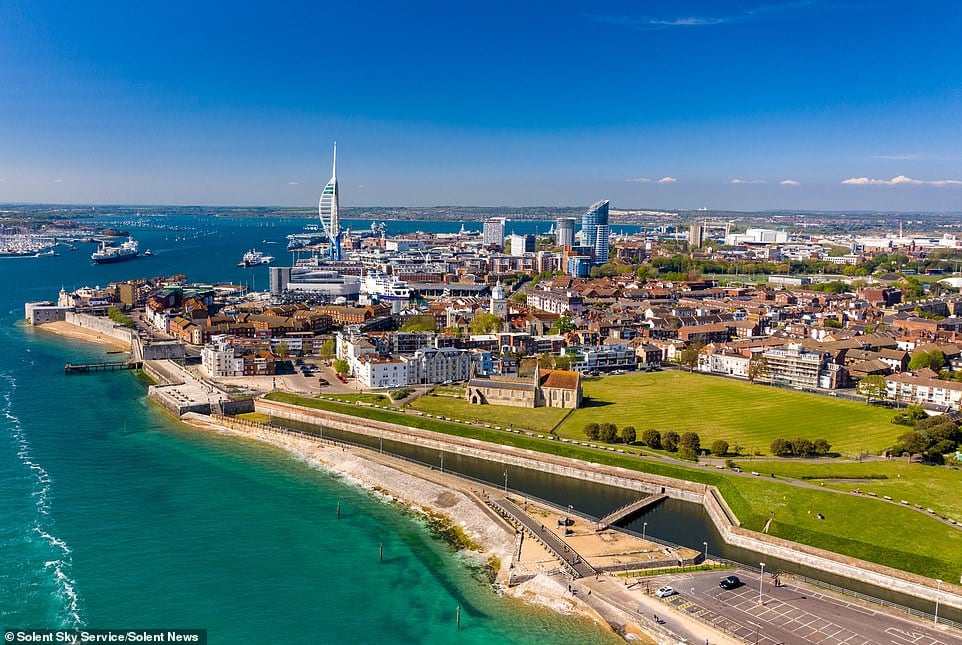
[318,142,342,261]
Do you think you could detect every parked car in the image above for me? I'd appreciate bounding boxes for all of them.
[655,585,675,598]
[719,575,741,590]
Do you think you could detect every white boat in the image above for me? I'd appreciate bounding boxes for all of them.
[237,249,275,267]
[91,237,139,264]
[361,271,411,301]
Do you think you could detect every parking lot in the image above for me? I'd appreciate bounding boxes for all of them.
[629,569,956,645]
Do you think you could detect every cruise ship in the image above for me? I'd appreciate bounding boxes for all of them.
[361,271,412,301]
[237,249,275,267]
[91,237,139,264]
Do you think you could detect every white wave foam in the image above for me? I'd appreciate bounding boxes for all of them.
[1,372,83,627]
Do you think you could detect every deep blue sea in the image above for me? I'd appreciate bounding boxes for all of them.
[0,215,623,644]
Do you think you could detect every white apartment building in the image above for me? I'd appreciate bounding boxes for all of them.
[201,340,244,377]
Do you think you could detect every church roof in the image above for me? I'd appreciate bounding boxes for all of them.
[539,369,580,390]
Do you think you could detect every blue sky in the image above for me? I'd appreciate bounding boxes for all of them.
[2,0,961,211]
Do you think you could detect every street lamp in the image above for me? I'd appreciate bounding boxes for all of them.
[758,563,765,605]
[503,469,508,493]
[642,522,647,541]
[439,451,444,473]
[935,579,943,624]
[703,541,708,562]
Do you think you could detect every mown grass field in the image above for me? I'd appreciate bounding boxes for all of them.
[263,391,962,580]
[559,371,898,456]
[740,458,962,523]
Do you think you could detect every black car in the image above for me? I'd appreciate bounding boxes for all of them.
[719,575,741,590]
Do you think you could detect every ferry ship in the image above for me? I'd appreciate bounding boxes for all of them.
[237,249,275,267]
[91,237,139,264]
[361,271,411,301]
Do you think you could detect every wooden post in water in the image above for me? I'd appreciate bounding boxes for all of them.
[337,501,341,519]
[456,605,461,629]
[379,543,383,562]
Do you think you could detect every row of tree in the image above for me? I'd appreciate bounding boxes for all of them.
[583,422,636,445]
[893,414,960,464]
[769,437,833,457]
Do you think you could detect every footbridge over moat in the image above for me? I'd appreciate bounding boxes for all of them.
[595,494,667,531]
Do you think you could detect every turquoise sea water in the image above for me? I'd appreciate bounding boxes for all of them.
[0,215,621,643]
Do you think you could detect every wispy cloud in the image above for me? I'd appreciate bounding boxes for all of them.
[627,176,677,184]
[593,1,814,31]
[780,179,801,186]
[54,178,63,184]
[872,152,962,161]
[872,153,922,161]
[841,175,962,186]
[287,181,299,186]
[730,178,766,185]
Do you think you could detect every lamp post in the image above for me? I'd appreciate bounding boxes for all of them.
[642,522,647,541]
[703,541,708,563]
[503,469,508,494]
[758,563,765,605]
[439,451,444,474]
[935,579,943,624]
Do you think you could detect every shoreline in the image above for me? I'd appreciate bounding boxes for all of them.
[35,320,132,352]
[177,412,630,637]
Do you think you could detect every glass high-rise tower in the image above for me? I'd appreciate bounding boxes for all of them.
[581,199,610,264]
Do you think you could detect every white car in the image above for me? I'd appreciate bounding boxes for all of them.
[655,585,675,598]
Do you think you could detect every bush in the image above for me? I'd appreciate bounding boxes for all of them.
[663,430,680,452]
[710,439,729,457]
[642,429,661,449]
[620,426,637,445]
[599,422,618,443]
[813,438,832,456]
[770,438,792,456]
[679,432,701,453]
[389,388,414,401]
[584,423,600,441]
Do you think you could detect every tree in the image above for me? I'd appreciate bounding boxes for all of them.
[770,438,793,456]
[333,358,350,375]
[856,375,887,399]
[663,430,680,452]
[908,349,945,371]
[553,316,575,334]
[318,339,336,361]
[583,423,600,441]
[747,354,769,384]
[274,341,290,358]
[642,428,661,449]
[400,315,437,332]
[710,439,729,457]
[789,437,816,457]
[813,438,832,456]
[554,355,572,371]
[679,432,701,453]
[897,430,929,456]
[678,343,704,372]
[620,426,637,445]
[469,312,502,334]
[599,423,618,443]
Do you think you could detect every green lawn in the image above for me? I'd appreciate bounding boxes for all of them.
[409,394,569,434]
[263,391,962,580]
[560,371,898,456]
[738,458,962,523]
